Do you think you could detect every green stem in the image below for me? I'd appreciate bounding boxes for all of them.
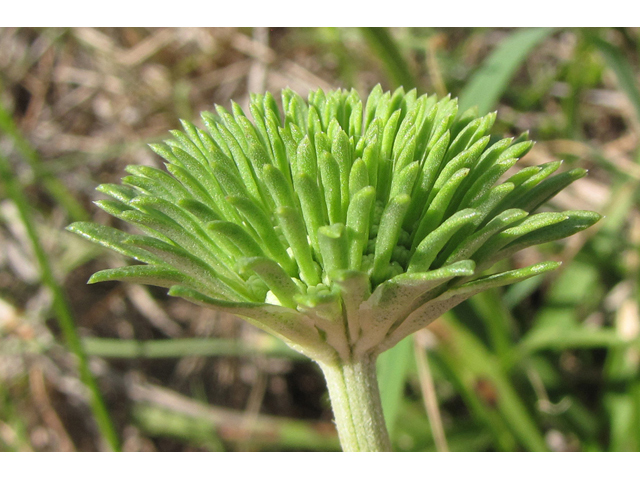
[318,354,392,452]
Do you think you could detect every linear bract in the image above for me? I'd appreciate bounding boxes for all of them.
[68,86,601,452]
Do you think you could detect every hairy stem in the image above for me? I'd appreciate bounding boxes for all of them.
[318,354,392,452]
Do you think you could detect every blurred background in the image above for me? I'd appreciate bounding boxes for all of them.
[0,27,638,452]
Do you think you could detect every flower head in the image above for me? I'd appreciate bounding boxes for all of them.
[69,86,600,363]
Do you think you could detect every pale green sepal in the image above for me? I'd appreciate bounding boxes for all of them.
[263,163,297,210]
[404,130,450,228]
[332,270,372,345]
[296,135,318,179]
[445,261,561,300]
[393,127,417,173]
[425,99,457,151]
[492,160,562,214]
[506,165,543,188]
[118,208,226,272]
[363,84,384,131]
[355,260,475,357]
[455,156,520,212]
[178,199,221,223]
[464,137,514,185]
[380,110,401,161]
[378,261,561,354]
[444,115,485,162]
[129,196,217,249]
[121,174,168,198]
[168,285,336,364]
[294,285,351,361]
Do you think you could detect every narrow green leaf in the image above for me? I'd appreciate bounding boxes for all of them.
[318,151,344,224]
[472,212,570,265]
[66,222,162,265]
[226,195,296,275]
[412,168,470,247]
[88,265,191,289]
[383,262,561,358]
[332,270,372,343]
[512,168,588,212]
[429,136,490,203]
[1,154,119,450]
[444,209,529,265]
[207,221,265,259]
[348,158,370,201]
[486,210,603,267]
[372,194,411,284]
[346,186,376,271]
[409,209,480,273]
[445,261,561,300]
[276,206,320,286]
[318,223,349,275]
[389,161,420,199]
[239,257,300,308]
[125,236,249,301]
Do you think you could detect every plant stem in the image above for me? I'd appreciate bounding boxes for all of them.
[318,354,392,452]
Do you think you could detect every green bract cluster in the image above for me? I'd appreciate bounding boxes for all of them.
[69,86,600,363]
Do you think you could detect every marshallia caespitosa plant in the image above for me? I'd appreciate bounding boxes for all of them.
[69,86,600,451]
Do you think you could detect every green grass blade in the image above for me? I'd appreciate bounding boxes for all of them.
[591,36,640,124]
[359,27,416,90]
[0,101,88,221]
[0,152,120,451]
[82,337,304,359]
[459,28,555,114]
[438,312,548,451]
[377,336,414,438]
[131,399,339,451]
